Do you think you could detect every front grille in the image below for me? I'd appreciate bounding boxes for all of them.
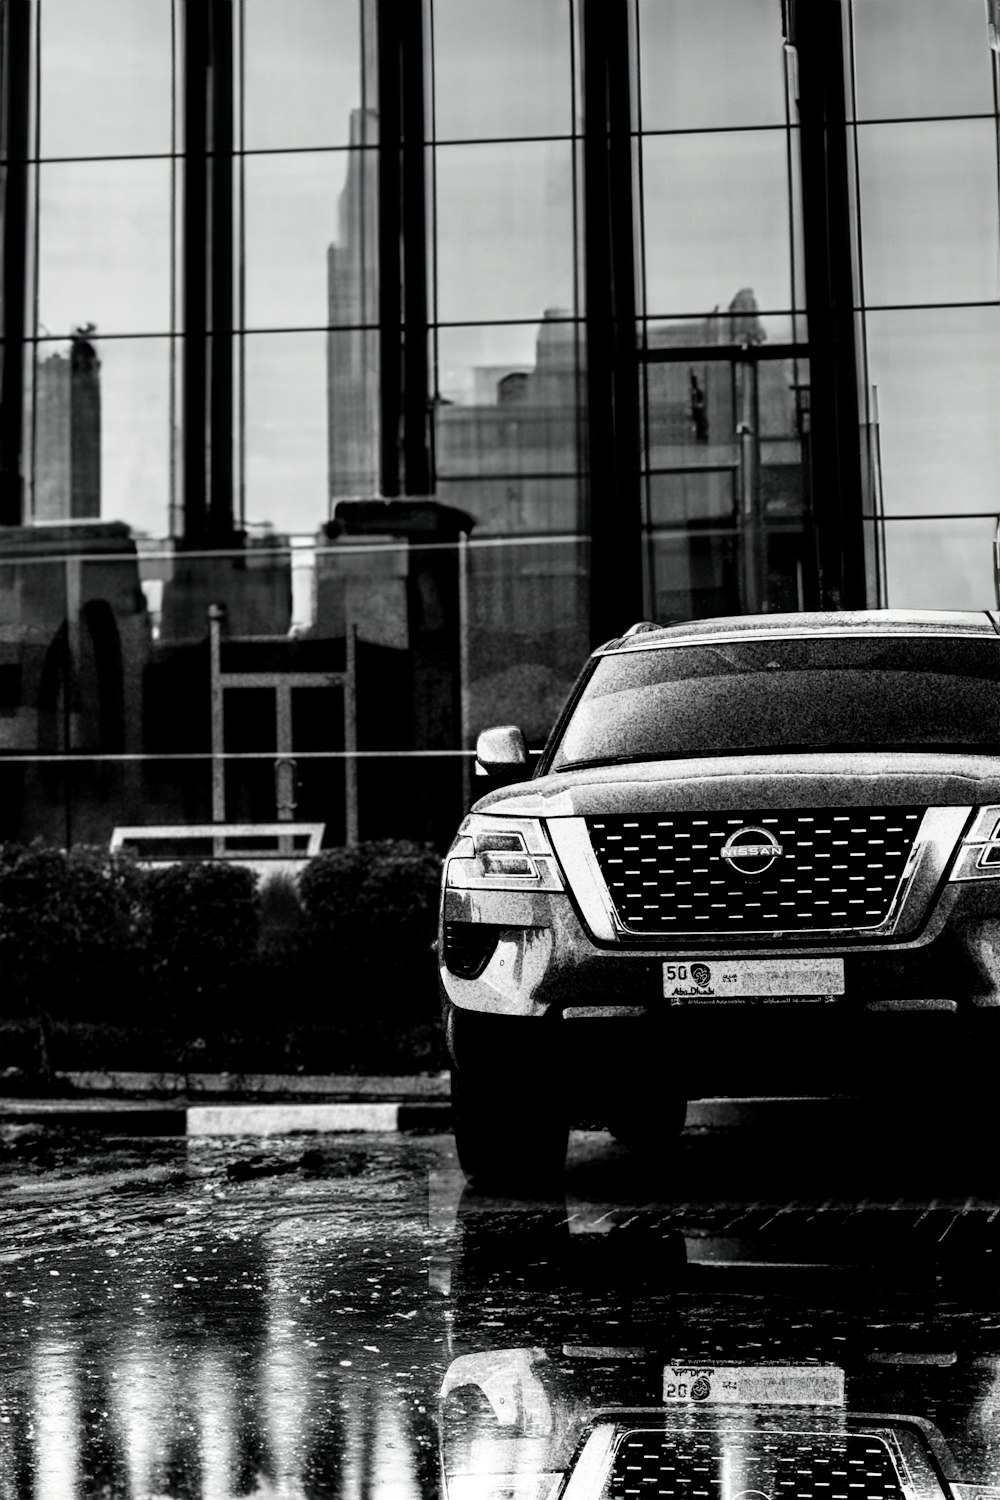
[587,808,924,936]
[608,1430,909,1500]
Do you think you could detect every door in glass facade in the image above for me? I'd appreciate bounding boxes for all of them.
[641,340,811,623]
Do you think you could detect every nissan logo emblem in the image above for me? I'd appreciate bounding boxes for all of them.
[720,825,784,876]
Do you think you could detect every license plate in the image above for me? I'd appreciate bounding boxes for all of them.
[663,1364,845,1406]
[663,957,844,1003]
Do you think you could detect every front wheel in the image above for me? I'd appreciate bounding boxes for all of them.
[451,1061,569,1194]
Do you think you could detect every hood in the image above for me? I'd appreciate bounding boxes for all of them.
[472,751,1000,819]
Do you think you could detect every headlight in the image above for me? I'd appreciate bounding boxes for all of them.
[444,815,565,892]
[949,806,1000,880]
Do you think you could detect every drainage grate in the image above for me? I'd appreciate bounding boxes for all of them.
[586,808,924,935]
[607,1430,909,1500]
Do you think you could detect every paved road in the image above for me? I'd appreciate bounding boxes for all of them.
[0,1114,996,1498]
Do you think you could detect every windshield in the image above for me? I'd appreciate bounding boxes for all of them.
[549,635,1000,770]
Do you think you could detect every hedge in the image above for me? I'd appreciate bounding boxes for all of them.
[0,840,446,1077]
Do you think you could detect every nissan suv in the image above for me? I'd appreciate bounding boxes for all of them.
[438,609,1000,1189]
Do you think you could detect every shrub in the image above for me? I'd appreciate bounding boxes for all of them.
[297,839,443,1018]
[144,860,259,1028]
[258,870,306,945]
[298,839,441,950]
[0,843,145,1021]
[0,843,147,1078]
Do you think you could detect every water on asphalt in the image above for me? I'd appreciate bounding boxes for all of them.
[0,1115,996,1499]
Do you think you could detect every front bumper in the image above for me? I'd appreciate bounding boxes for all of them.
[440,882,1000,1021]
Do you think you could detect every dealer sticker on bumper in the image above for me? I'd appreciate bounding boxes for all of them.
[663,958,845,1004]
[663,1364,845,1406]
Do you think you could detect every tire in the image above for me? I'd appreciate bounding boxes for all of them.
[450,1057,569,1195]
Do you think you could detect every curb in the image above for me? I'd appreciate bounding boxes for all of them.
[0,1099,451,1137]
[0,1096,840,1138]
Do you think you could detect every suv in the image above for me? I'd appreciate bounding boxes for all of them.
[439,609,1000,1189]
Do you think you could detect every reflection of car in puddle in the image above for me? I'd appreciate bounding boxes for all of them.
[439,1354,1000,1500]
[435,1192,1000,1500]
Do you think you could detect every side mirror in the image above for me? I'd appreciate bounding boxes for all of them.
[475,725,529,783]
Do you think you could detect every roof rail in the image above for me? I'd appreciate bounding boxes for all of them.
[622,620,661,637]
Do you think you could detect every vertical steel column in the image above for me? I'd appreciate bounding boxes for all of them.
[181,0,235,547]
[376,0,430,498]
[582,0,643,647]
[0,0,31,525]
[344,623,359,845]
[208,604,226,854]
[458,530,471,811]
[207,0,234,543]
[274,682,296,853]
[790,0,866,609]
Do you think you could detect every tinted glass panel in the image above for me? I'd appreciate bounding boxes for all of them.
[857,119,1000,307]
[641,131,793,316]
[644,529,742,623]
[638,0,786,132]
[328,325,380,498]
[882,516,1000,610]
[28,336,171,539]
[36,160,172,336]
[852,0,994,120]
[244,150,374,330]
[242,0,364,151]
[865,307,1000,517]
[464,536,589,742]
[437,475,584,534]
[432,0,572,141]
[552,637,1000,767]
[243,332,330,534]
[435,320,583,478]
[39,0,173,160]
[434,142,575,323]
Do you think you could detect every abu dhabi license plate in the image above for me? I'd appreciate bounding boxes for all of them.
[663,958,844,1004]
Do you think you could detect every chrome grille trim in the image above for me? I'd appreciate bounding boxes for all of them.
[554,806,971,943]
[588,808,925,935]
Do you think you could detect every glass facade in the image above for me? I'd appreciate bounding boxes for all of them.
[0,0,998,851]
[848,0,1000,610]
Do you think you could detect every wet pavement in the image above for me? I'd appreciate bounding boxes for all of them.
[0,1110,996,1498]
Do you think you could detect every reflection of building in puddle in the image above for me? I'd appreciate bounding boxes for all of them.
[32,1340,80,1500]
[0,1221,442,1500]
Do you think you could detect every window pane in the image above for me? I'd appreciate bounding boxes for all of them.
[244,150,376,330]
[437,475,584,535]
[432,0,571,141]
[882,516,998,609]
[464,535,589,742]
[858,120,1000,307]
[852,0,994,121]
[328,326,380,499]
[243,332,331,535]
[39,0,173,159]
[28,336,172,538]
[435,321,583,478]
[243,0,364,151]
[37,160,172,337]
[434,142,576,323]
[638,0,786,132]
[641,132,793,316]
[646,530,742,622]
[866,307,1000,518]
